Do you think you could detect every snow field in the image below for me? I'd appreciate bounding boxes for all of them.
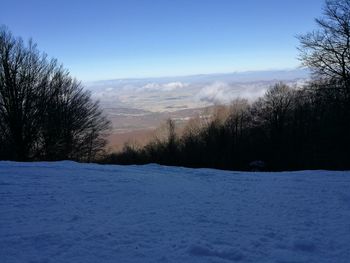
[0,161,350,262]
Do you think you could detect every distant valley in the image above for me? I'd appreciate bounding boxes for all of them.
[85,69,309,150]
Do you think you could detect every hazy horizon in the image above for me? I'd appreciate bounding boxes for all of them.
[84,67,309,84]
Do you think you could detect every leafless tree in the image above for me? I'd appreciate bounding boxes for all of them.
[225,99,250,146]
[0,26,110,161]
[298,0,350,91]
[252,83,295,138]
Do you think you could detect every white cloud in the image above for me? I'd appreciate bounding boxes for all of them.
[163,82,187,91]
[141,82,187,92]
[195,82,269,104]
[196,82,233,104]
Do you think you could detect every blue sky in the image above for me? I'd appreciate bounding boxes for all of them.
[1,0,324,81]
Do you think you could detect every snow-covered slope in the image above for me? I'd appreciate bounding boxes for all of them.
[1,162,349,263]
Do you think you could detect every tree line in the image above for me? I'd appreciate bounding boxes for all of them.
[0,27,110,161]
[104,0,350,170]
[104,79,349,170]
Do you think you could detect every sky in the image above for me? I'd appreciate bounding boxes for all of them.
[0,0,324,81]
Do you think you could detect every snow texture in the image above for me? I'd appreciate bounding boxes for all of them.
[1,161,350,262]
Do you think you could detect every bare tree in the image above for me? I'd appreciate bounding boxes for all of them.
[252,83,295,140]
[165,118,176,146]
[0,26,110,161]
[39,75,110,161]
[0,26,55,160]
[225,99,250,146]
[298,0,350,91]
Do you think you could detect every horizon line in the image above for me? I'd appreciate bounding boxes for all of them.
[83,67,309,84]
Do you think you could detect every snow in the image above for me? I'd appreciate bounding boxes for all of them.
[1,161,350,263]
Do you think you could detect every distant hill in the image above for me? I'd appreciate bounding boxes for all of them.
[85,68,309,87]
